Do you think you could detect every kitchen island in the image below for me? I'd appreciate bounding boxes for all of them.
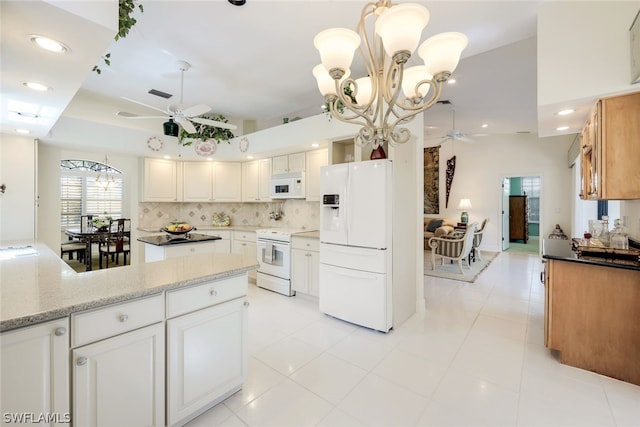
[542,238,640,386]
[1,242,257,426]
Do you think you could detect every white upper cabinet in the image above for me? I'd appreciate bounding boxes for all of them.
[142,158,181,202]
[305,148,328,201]
[242,158,272,202]
[272,152,306,175]
[182,162,242,202]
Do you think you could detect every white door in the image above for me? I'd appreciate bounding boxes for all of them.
[72,322,165,427]
[319,163,349,245]
[502,177,510,251]
[166,298,248,427]
[1,319,70,426]
[319,263,390,332]
[348,160,391,249]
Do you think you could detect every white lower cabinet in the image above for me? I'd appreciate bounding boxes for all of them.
[232,231,257,281]
[166,276,249,426]
[199,230,232,254]
[71,294,165,427]
[72,323,165,427]
[0,318,70,426]
[291,237,320,296]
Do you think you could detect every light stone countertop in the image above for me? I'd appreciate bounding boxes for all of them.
[137,225,265,234]
[0,242,258,332]
[293,231,320,239]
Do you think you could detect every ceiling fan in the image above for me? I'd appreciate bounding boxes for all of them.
[116,60,237,135]
[440,109,475,144]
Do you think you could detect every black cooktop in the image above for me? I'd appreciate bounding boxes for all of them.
[137,233,222,246]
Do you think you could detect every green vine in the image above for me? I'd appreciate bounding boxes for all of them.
[93,0,144,74]
[324,83,357,118]
[178,115,235,146]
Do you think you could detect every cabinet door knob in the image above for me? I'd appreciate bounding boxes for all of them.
[243,300,250,307]
[209,289,217,296]
[118,314,129,322]
[54,327,67,336]
[76,357,88,366]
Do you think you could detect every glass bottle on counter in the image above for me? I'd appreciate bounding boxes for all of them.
[610,219,629,250]
[600,215,610,247]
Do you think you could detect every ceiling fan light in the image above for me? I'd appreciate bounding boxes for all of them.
[375,3,430,59]
[401,65,432,99]
[163,119,179,137]
[313,28,360,78]
[418,32,468,76]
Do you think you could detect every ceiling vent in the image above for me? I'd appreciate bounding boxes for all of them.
[148,89,172,99]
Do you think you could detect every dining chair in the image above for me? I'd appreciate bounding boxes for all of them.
[80,215,94,233]
[98,218,131,269]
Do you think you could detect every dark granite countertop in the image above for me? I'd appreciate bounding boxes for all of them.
[542,238,640,272]
[137,233,221,246]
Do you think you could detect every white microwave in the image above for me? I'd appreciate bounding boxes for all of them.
[270,172,306,199]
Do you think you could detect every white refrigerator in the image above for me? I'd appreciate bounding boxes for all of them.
[319,159,393,332]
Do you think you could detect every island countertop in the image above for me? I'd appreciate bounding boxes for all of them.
[542,238,640,271]
[0,242,258,332]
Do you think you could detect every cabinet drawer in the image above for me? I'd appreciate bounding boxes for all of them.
[164,241,216,258]
[166,274,248,318]
[233,231,256,242]
[292,237,319,251]
[71,294,164,348]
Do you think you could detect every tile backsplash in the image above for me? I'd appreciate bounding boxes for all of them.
[139,200,320,230]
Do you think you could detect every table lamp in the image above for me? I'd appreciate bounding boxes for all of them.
[458,198,472,223]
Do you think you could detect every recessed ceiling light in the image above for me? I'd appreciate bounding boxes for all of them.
[23,82,50,91]
[16,129,30,134]
[311,143,319,148]
[556,126,570,131]
[206,157,213,161]
[447,78,457,84]
[557,109,575,116]
[247,155,254,160]
[29,35,69,53]
[163,155,171,159]
[481,124,488,128]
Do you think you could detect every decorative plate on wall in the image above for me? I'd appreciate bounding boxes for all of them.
[147,136,164,152]
[239,137,249,153]
[194,139,217,157]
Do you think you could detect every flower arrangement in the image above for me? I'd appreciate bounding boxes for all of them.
[178,115,235,146]
[92,215,113,231]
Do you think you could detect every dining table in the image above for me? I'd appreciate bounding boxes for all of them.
[64,227,129,271]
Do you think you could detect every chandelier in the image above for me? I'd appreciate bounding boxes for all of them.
[95,155,116,191]
[312,0,468,148]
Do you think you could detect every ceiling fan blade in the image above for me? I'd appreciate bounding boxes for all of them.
[121,97,168,115]
[182,104,211,117]
[175,117,197,134]
[190,117,237,130]
[457,135,476,144]
[116,111,168,119]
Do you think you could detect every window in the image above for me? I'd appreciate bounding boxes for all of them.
[60,159,124,229]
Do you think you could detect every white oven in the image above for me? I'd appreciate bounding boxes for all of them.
[256,229,301,296]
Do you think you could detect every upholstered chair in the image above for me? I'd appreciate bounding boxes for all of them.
[428,222,478,274]
[473,218,489,261]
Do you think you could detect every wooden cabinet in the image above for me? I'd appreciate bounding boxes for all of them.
[305,149,328,202]
[544,259,640,386]
[272,152,306,175]
[509,195,528,243]
[242,158,272,202]
[166,277,248,426]
[579,91,640,200]
[1,318,70,426]
[71,295,165,426]
[231,230,257,280]
[142,158,181,202]
[182,162,241,202]
[291,237,320,296]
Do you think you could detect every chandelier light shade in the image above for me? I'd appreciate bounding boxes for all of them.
[313,0,468,148]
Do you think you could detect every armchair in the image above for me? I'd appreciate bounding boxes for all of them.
[473,218,489,261]
[428,222,477,274]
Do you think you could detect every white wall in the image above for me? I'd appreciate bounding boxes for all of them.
[621,200,640,241]
[427,133,574,252]
[0,135,36,242]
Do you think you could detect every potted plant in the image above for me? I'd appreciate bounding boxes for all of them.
[178,114,235,146]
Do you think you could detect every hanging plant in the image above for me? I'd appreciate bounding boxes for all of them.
[93,0,144,74]
[178,115,235,146]
[324,83,356,119]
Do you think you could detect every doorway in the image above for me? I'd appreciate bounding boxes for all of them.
[501,175,542,254]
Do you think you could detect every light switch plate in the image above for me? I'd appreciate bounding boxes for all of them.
[631,9,640,83]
